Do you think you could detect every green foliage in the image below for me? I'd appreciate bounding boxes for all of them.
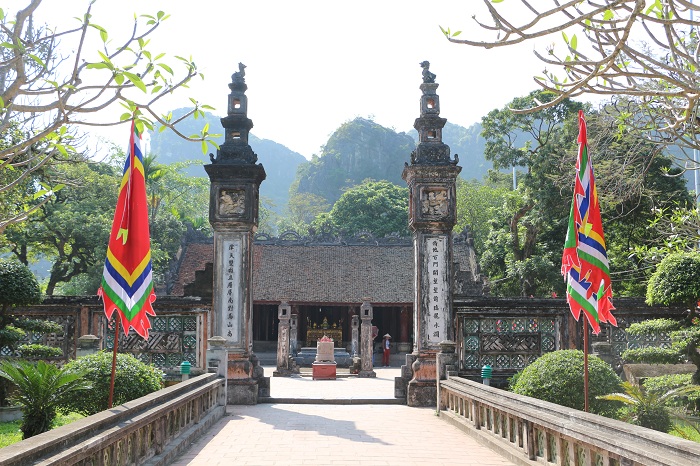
[0,326,25,348]
[598,382,673,432]
[0,411,83,448]
[0,259,41,309]
[0,419,22,448]
[284,192,331,235]
[643,374,700,412]
[646,253,700,308]
[61,352,163,416]
[670,420,700,443]
[478,92,583,296]
[318,180,409,238]
[0,360,91,439]
[17,344,63,359]
[3,160,118,296]
[626,318,682,336]
[511,350,622,417]
[0,1,213,233]
[14,318,62,334]
[455,177,509,254]
[621,347,683,364]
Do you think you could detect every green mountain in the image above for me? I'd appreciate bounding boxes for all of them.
[292,117,493,204]
[149,108,306,212]
[292,118,416,204]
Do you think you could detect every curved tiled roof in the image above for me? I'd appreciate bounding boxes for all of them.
[170,236,481,304]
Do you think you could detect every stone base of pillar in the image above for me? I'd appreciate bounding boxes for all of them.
[395,352,417,398]
[226,352,269,403]
[357,369,376,378]
[397,342,412,353]
[227,380,258,405]
[406,350,437,407]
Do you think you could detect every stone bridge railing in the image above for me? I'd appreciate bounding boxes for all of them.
[438,376,700,466]
[0,373,225,466]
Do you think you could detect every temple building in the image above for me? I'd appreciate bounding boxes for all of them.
[169,229,484,354]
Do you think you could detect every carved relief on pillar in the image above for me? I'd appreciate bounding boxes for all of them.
[218,189,246,217]
[420,188,448,217]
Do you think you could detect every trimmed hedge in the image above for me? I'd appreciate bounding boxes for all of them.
[61,352,163,416]
[511,350,623,417]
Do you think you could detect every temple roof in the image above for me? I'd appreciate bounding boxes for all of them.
[169,232,483,304]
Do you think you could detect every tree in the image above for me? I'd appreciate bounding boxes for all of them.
[478,91,582,296]
[3,159,118,295]
[478,91,691,297]
[0,259,62,406]
[281,192,331,235]
[0,0,218,234]
[455,176,510,255]
[623,252,700,384]
[442,1,700,156]
[317,180,409,238]
[0,360,90,439]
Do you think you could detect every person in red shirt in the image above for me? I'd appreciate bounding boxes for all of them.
[382,334,392,367]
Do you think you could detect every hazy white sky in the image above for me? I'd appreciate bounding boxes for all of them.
[13,0,562,159]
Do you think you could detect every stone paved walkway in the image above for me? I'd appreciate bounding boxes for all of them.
[171,367,515,466]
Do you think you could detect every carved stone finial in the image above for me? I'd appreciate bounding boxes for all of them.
[232,62,246,83]
[420,60,436,83]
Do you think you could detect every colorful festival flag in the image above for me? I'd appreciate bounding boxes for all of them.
[98,120,156,339]
[561,110,616,335]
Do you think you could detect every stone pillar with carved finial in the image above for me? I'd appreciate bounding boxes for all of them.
[204,63,269,404]
[396,61,461,407]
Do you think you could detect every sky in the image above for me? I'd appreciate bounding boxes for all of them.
[11,0,563,159]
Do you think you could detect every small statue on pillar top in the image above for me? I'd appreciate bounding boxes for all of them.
[420,60,436,83]
[232,62,246,84]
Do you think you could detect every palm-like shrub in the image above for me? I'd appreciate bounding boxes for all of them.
[0,360,91,439]
[61,352,163,416]
[598,381,700,432]
[511,350,623,417]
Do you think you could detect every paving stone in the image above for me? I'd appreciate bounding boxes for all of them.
[171,367,515,466]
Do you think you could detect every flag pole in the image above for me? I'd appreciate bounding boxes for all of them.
[108,321,119,409]
[583,319,589,413]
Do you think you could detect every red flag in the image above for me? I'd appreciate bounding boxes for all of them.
[98,120,156,339]
[561,111,616,334]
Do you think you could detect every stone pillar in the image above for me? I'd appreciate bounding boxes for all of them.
[398,306,411,353]
[76,334,100,358]
[274,301,292,376]
[205,63,269,404]
[399,62,461,407]
[290,313,298,356]
[358,300,376,378]
[436,340,457,410]
[351,314,359,357]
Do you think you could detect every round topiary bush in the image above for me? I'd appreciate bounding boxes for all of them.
[61,351,163,416]
[511,350,622,417]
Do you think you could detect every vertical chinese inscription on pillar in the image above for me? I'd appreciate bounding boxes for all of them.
[221,238,242,344]
[425,236,447,346]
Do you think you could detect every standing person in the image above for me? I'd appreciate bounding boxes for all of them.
[382,334,392,367]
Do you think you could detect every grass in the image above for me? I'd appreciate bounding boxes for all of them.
[0,412,84,448]
[670,419,700,443]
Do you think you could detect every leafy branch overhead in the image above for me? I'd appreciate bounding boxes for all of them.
[441,1,700,155]
[0,0,219,233]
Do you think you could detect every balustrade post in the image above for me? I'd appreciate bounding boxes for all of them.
[555,435,565,466]
[473,401,481,430]
[525,420,536,460]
